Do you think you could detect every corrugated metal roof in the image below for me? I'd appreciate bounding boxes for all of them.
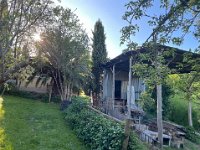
[102,45,200,73]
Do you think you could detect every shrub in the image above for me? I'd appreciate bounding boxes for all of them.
[169,94,200,131]
[185,126,200,144]
[5,88,61,103]
[60,100,72,111]
[150,82,173,119]
[63,97,147,150]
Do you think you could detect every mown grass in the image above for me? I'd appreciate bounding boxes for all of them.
[0,95,88,150]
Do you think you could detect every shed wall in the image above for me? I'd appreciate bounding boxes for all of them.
[103,69,145,101]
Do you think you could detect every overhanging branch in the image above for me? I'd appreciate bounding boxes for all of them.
[0,58,32,84]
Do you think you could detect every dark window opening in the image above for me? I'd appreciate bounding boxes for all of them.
[163,138,170,146]
[115,80,121,99]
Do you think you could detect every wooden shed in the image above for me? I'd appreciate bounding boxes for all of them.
[101,45,200,122]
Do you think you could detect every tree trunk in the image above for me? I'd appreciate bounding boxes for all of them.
[62,83,72,101]
[127,56,132,118]
[67,83,71,101]
[112,65,115,110]
[60,93,64,101]
[92,92,97,107]
[48,85,52,103]
[188,99,193,127]
[60,85,67,101]
[1,55,5,80]
[69,85,73,101]
[65,85,68,100]
[66,84,69,100]
[1,84,6,96]
[0,59,30,85]
[157,83,163,149]
[90,91,93,104]
[122,119,132,150]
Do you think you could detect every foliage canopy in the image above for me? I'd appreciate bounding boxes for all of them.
[35,6,90,101]
[92,19,107,94]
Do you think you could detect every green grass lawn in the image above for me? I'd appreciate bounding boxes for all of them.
[0,96,88,150]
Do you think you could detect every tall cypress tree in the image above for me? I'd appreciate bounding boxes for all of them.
[92,19,107,98]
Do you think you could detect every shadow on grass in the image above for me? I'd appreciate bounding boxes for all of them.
[0,96,88,150]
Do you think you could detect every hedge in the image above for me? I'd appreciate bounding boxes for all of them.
[63,97,147,150]
[4,89,60,103]
[185,126,200,144]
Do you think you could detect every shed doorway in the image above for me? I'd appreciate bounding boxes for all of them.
[115,80,121,99]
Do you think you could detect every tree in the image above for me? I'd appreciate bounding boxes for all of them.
[36,6,90,101]
[169,52,200,127]
[0,0,53,85]
[181,53,200,127]
[142,80,173,120]
[179,73,200,127]
[121,0,200,148]
[92,19,107,104]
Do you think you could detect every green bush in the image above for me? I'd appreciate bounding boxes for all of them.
[63,97,147,150]
[5,88,61,103]
[169,94,200,131]
[185,126,200,144]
